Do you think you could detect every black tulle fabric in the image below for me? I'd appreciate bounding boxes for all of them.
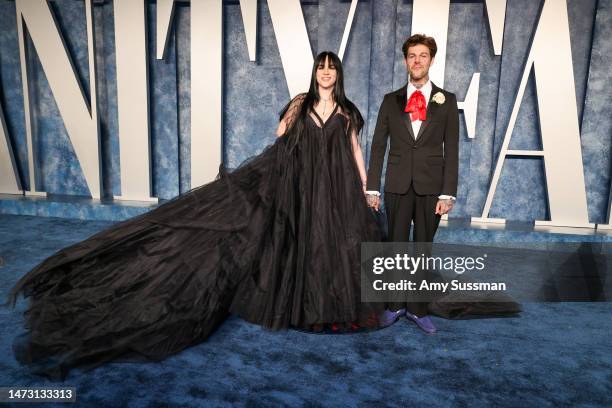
[8,110,387,379]
[8,108,519,379]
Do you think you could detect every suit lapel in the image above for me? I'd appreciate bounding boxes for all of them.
[415,83,441,143]
[395,87,416,142]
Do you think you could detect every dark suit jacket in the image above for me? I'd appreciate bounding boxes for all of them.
[366,83,459,196]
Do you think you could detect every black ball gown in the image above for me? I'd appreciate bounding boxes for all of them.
[8,103,386,379]
[8,100,520,379]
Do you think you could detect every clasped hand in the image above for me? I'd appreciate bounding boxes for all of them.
[365,194,381,211]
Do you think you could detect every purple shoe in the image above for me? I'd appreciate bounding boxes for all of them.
[379,308,406,327]
[405,312,437,334]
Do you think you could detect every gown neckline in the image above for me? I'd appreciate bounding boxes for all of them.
[310,103,340,128]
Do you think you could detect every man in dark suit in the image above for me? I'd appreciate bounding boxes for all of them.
[366,34,459,334]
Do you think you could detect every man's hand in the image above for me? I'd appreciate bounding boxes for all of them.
[435,199,454,215]
[366,194,381,211]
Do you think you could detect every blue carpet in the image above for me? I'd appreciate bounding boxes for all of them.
[0,214,610,407]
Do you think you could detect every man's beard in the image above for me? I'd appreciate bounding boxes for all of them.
[409,69,428,80]
[409,70,429,86]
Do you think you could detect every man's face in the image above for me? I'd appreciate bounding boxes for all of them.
[405,44,434,81]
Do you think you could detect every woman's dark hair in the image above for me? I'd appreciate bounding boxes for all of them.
[279,51,364,144]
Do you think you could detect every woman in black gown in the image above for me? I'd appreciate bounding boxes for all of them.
[7,52,386,379]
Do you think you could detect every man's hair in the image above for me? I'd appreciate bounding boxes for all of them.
[402,34,437,59]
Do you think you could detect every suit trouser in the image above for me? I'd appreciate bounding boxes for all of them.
[384,184,441,317]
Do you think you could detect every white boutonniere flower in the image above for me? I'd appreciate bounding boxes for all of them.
[431,92,445,105]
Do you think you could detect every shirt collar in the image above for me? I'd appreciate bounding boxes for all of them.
[407,80,432,99]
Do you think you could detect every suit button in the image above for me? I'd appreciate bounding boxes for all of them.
[412,145,417,150]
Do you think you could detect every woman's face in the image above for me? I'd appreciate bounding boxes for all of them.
[316,56,337,90]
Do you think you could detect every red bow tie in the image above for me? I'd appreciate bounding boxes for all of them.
[405,90,426,122]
